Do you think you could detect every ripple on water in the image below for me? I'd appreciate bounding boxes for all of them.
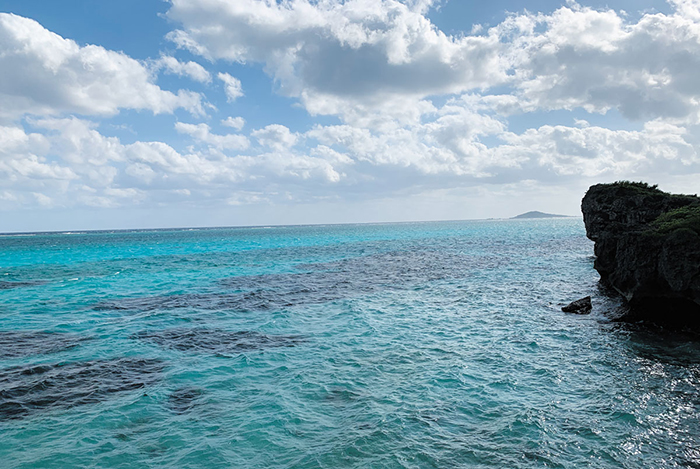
[0,220,699,468]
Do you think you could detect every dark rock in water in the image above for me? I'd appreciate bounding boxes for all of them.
[0,331,89,359]
[167,387,204,414]
[133,328,304,354]
[562,296,592,314]
[581,182,700,325]
[0,357,163,419]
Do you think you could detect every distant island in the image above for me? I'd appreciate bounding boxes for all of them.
[511,211,569,219]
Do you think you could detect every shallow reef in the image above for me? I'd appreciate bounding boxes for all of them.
[0,331,89,359]
[133,328,305,354]
[0,357,163,419]
[166,387,205,414]
[0,280,46,290]
[95,249,487,314]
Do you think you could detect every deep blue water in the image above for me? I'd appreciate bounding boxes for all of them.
[0,219,699,468]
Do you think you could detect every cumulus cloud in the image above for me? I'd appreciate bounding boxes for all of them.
[497,3,700,123]
[0,13,205,119]
[33,117,123,167]
[0,116,354,210]
[218,72,244,102]
[495,121,698,178]
[667,0,700,20]
[305,92,700,183]
[2,107,698,212]
[222,116,246,130]
[166,0,507,116]
[152,55,211,83]
[164,0,700,128]
[175,122,250,150]
[0,124,73,209]
[252,124,298,150]
[4,1,700,217]
[0,125,73,181]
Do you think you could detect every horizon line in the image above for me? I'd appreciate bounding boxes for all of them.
[0,214,580,236]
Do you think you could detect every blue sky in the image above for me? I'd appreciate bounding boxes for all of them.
[0,0,698,231]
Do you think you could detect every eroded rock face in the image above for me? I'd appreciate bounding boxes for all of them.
[581,182,700,324]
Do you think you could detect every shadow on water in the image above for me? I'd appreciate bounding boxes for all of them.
[0,358,163,420]
[0,331,91,359]
[606,320,700,365]
[132,328,305,355]
[95,249,495,313]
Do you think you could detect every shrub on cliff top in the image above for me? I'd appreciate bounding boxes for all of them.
[652,205,700,235]
[613,180,661,193]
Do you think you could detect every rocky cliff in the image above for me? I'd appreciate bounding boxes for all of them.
[581,182,700,325]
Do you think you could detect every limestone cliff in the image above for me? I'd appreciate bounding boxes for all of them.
[581,182,700,324]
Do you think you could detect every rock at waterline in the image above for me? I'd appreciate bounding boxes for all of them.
[562,296,592,314]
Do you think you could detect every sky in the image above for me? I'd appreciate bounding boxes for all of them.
[0,0,699,232]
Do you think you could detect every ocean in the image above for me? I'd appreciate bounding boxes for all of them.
[1,218,698,468]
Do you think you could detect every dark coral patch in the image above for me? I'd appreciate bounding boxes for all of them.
[133,328,304,354]
[0,357,163,419]
[167,387,205,414]
[0,331,89,359]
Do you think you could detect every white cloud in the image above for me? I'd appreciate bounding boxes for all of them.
[1,107,698,213]
[252,124,298,150]
[152,55,211,83]
[495,121,698,178]
[305,92,700,184]
[175,122,250,150]
[125,163,157,185]
[0,13,205,120]
[167,0,507,117]
[4,1,700,220]
[0,124,74,209]
[164,0,700,129]
[33,117,123,166]
[33,192,53,207]
[493,3,700,123]
[222,116,246,130]
[218,72,243,102]
[0,125,72,181]
[667,0,700,20]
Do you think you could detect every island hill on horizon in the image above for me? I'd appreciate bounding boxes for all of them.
[511,211,571,219]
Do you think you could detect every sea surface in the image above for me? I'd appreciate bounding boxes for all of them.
[0,219,699,468]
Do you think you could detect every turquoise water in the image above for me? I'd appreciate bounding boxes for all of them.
[1,219,699,468]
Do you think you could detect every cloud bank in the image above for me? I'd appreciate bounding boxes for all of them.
[1,1,699,224]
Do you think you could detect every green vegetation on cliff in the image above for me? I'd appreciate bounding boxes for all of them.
[613,180,662,194]
[652,205,700,235]
[581,181,700,323]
